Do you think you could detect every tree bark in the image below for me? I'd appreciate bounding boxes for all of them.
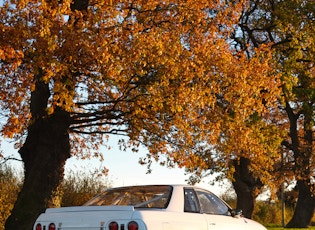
[4,68,71,230]
[5,110,71,230]
[285,182,315,228]
[5,2,88,229]
[232,157,262,219]
[284,103,315,228]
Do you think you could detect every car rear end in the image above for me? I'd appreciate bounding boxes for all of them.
[34,185,173,230]
[33,206,146,230]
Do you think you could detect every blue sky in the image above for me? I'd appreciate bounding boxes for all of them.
[64,137,230,195]
[3,137,230,195]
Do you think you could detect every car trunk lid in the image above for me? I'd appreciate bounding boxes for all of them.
[35,206,136,229]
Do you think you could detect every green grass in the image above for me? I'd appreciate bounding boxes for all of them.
[266,226,315,230]
[267,228,312,230]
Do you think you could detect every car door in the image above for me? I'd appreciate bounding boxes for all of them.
[182,188,207,230]
[195,189,247,230]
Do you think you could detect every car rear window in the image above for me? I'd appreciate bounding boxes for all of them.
[84,185,173,209]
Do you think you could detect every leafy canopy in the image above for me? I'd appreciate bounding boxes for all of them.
[0,0,280,181]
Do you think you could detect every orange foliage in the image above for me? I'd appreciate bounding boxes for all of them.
[0,0,281,184]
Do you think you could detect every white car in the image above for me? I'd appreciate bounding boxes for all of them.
[34,185,266,230]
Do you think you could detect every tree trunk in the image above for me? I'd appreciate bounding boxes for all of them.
[286,180,315,228]
[5,2,87,229]
[284,103,315,228]
[5,110,71,230]
[232,157,262,219]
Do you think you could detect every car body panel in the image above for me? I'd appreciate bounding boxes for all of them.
[203,213,266,230]
[132,210,207,230]
[35,206,138,229]
[33,184,267,230]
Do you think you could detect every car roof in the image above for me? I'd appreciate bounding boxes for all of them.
[96,184,217,212]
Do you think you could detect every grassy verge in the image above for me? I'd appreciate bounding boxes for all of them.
[266,226,315,230]
[268,228,312,230]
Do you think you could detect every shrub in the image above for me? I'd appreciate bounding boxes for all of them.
[0,165,21,230]
[253,200,295,226]
[60,169,112,206]
[0,164,112,229]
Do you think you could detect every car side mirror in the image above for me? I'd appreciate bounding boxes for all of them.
[231,209,243,218]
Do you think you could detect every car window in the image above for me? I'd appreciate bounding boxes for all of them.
[184,189,200,213]
[84,185,172,209]
[196,190,229,215]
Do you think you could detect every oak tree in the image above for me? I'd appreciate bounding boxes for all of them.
[232,0,315,227]
[0,0,280,229]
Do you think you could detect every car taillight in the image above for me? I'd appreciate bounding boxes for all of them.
[128,221,138,230]
[35,223,42,230]
[109,221,119,230]
[48,223,56,230]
